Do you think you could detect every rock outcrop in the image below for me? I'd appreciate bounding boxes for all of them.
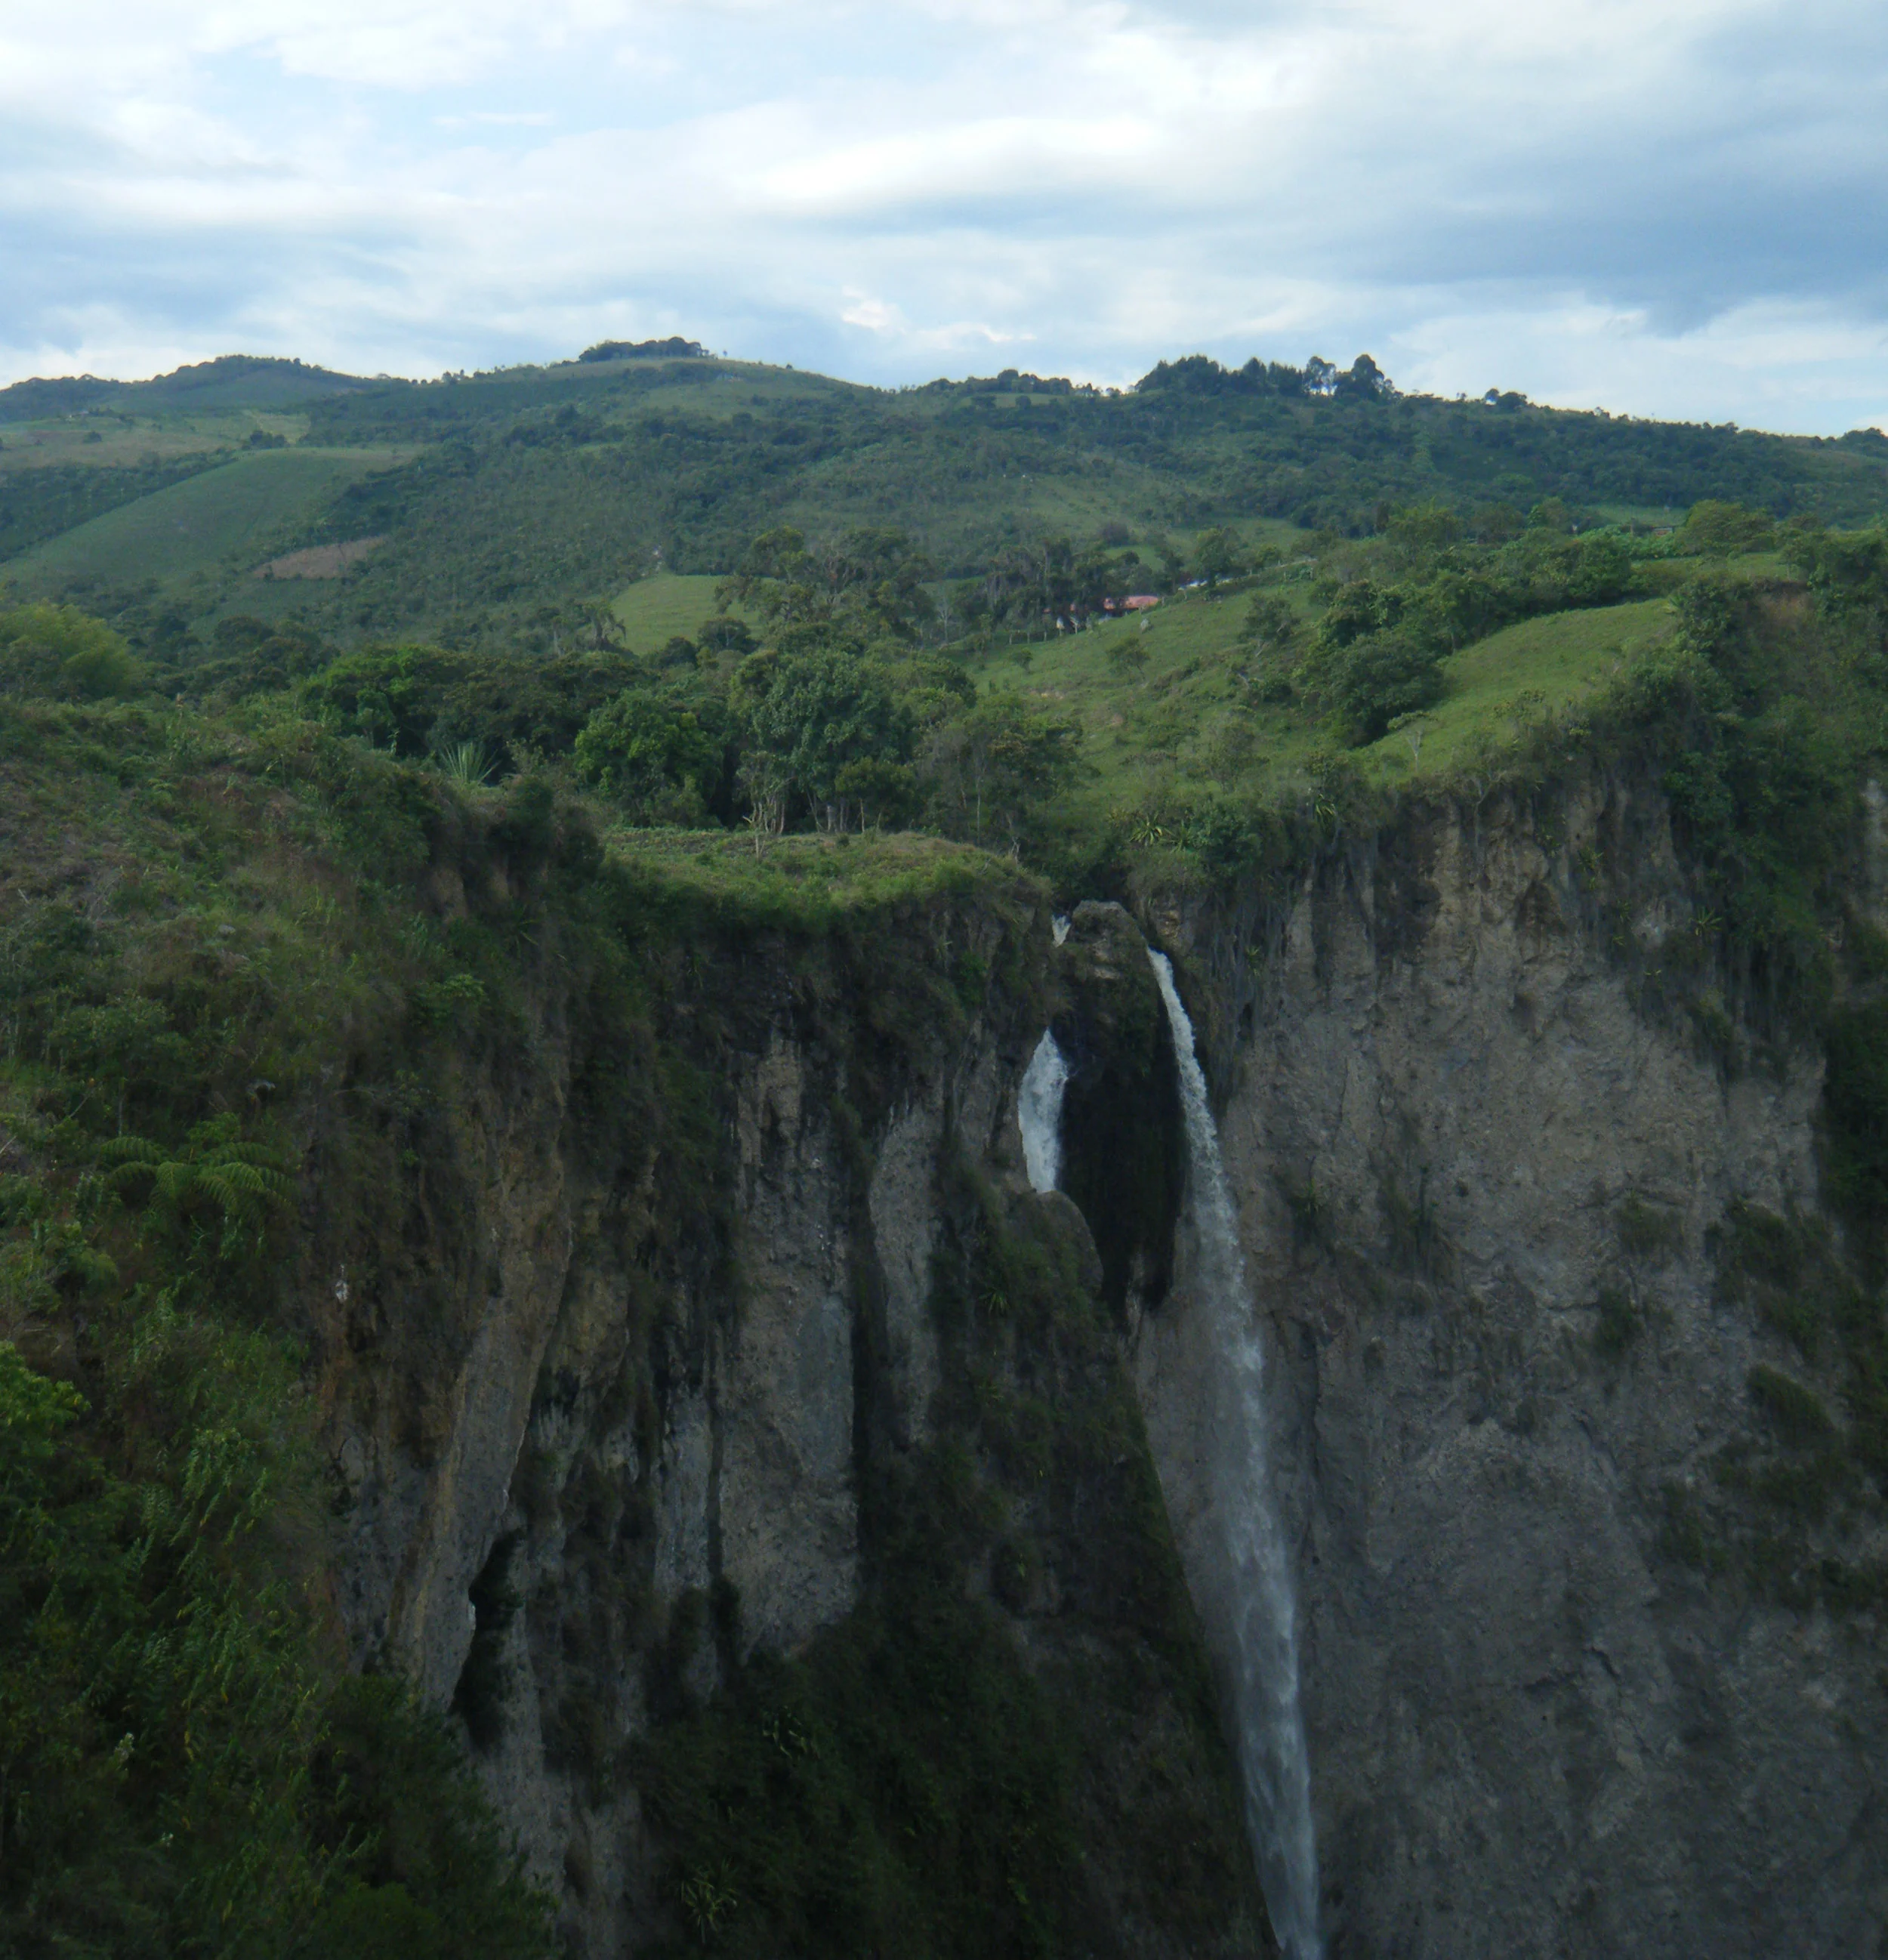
[1136,774,1887,1958]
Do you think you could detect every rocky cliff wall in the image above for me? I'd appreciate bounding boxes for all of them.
[310,860,1262,1958]
[305,764,1888,1960]
[1135,772,1888,1958]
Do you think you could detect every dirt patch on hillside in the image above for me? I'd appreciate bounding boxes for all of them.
[254,536,384,579]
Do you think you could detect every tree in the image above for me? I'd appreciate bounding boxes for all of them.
[1190,528,1245,589]
[1384,501,1462,576]
[573,688,721,822]
[921,693,1081,852]
[302,644,474,755]
[834,755,918,830]
[1567,532,1633,604]
[0,602,146,700]
[1327,631,1445,745]
[737,644,909,826]
[697,615,757,658]
[717,526,935,641]
[1334,354,1393,402]
[1107,634,1149,681]
[1680,500,1775,558]
[1787,525,1888,623]
[187,620,334,698]
[1403,569,1504,653]
[1313,578,1391,652]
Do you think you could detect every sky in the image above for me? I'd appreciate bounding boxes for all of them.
[2,0,1886,433]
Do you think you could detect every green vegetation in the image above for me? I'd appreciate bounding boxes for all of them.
[8,342,1886,658]
[611,570,745,644]
[6,447,401,597]
[0,697,594,1953]
[0,601,148,699]
[0,660,1061,1954]
[634,1170,1255,1958]
[7,341,1888,1943]
[1671,1198,1888,1613]
[0,454,222,562]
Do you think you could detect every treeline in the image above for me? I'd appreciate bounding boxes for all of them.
[0,525,1084,859]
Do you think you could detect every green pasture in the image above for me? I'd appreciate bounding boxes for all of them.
[1361,597,1679,781]
[0,406,315,475]
[965,583,1686,818]
[3,446,400,591]
[600,823,1031,931]
[609,570,751,646]
[0,418,233,474]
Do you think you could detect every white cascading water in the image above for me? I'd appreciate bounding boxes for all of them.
[1147,949,1322,1960]
[1016,1030,1070,1193]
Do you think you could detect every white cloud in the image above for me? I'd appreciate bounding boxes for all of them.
[0,0,1884,432]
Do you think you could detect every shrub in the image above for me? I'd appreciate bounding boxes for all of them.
[0,601,147,699]
[574,687,721,822]
[1328,629,1445,745]
[1746,1365,1836,1447]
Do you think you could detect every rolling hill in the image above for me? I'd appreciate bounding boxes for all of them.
[3,347,1884,664]
[5,446,406,597]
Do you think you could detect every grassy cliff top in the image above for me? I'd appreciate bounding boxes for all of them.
[603,823,1044,932]
[964,576,1690,839]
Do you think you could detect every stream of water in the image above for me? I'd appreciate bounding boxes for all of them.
[1016,1030,1070,1193]
[1147,949,1322,1960]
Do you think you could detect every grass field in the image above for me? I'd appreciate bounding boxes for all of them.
[0,420,232,474]
[1368,597,1678,781]
[963,581,1686,820]
[3,446,401,592]
[0,409,313,474]
[609,570,752,647]
[600,823,1031,929]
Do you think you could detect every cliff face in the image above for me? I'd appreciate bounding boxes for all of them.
[311,863,1260,1957]
[309,769,1887,1960]
[1138,773,1888,1958]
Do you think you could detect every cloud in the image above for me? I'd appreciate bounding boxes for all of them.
[0,0,1883,433]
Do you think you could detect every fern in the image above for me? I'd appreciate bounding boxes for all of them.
[102,1122,295,1245]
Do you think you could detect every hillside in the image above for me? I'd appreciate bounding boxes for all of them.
[4,347,1886,662]
[5,511,1888,1954]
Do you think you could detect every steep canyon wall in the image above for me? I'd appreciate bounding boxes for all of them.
[313,863,1260,1957]
[1137,774,1888,1958]
[314,770,1887,1959]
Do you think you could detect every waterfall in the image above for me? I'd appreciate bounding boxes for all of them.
[1016,1031,1069,1193]
[1146,950,1321,1960]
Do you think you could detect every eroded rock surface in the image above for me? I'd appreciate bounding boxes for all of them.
[1139,779,1887,1958]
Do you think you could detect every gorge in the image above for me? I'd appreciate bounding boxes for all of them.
[5,474,1888,1957]
[307,763,1888,1955]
